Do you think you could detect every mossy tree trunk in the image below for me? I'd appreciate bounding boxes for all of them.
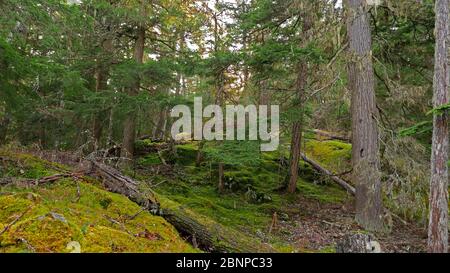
[346,0,384,232]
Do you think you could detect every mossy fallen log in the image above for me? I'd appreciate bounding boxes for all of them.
[301,153,355,195]
[1,156,268,252]
[89,161,271,253]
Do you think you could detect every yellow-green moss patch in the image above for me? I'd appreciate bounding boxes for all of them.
[0,151,197,253]
[304,140,352,173]
[0,181,197,253]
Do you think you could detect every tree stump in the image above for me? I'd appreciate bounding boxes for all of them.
[336,234,382,253]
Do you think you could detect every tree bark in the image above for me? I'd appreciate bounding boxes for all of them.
[218,162,225,193]
[93,36,113,149]
[152,107,167,140]
[346,0,384,232]
[121,26,145,161]
[428,0,449,253]
[0,114,10,145]
[286,63,308,193]
[336,234,381,253]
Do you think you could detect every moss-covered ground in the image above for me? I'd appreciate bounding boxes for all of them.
[134,140,353,252]
[0,137,354,253]
[0,150,196,253]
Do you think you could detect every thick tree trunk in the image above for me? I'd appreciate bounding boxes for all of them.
[106,108,114,147]
[153,107,166,140]
[428,0,449,253]
[159,107,169,140]
[121,116,136,159]
[346,0,384,232]
[121,26,145,161]
[286,122,301,193]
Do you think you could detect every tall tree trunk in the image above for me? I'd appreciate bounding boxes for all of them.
[428,0,449,253]
[195,141,204,167]
[346,0,384,232]
[216,73,225,192]
[286,63,308,193]
[0,114,10,145]
[218,162,225,193]
[159,107,169,140]
[93,38,113,149]
[196,5,223,177]
[285,12,311,193]
[121,26,145,161]
[106,107,114,147]
[153,107,166,140]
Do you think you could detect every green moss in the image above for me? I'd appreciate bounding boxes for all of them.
[0,150,67,179]
[156,194,273,252]
[0,181,197,253]
[224,170,256,190]
[304,140,352,173]
[297,161,319,182]
[1,144,353,253]
[0,152,197,253]
[135,139,153,151]
[147,145,351,251]
[175,143,198,165]
[297,178,349,204]
[319,246,337,253]
[138,154,162,166]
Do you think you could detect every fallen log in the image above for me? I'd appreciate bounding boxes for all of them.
[89,161,160,213]
[307,129,350,142]
[301,153,355,195]
[0,172,85,187]
[0,159,268,252]
[89,160,268,253]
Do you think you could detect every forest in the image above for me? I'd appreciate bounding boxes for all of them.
[0,0,449,254]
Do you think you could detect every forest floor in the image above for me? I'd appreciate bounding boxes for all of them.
[130,138,429,253]
[278,195,427,253]
[0,136,430,253]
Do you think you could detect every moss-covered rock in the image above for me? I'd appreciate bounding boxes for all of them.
[0,181,197,253]
[175,143,199,166]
